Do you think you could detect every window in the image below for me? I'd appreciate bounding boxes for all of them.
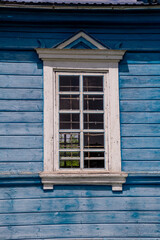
[57,73,107,170]
[36,31,127,191]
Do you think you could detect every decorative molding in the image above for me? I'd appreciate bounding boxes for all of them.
[55,31,107,50]
[40,172,128,191]
[36,49,125,62]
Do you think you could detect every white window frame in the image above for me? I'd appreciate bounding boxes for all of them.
[36,48,128,191]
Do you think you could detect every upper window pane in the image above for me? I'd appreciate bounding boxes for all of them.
[59,76,79,92]
[83,94,103,110]
[83,76,103,92]
[84,113,104,129]
[60,113,80,129]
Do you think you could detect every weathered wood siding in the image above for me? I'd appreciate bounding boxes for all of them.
[0,184,160,239]
[0,8,160,239]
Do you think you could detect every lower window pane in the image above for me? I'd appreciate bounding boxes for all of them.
[60,113,80,129]
[60,151,80,168]
[60,133,80,149]
[84,152,104,168]
[84,133,104,148]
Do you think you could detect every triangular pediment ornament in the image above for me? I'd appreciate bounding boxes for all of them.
[55,31,108,50]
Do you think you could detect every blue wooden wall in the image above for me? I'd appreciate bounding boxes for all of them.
[0,7,160,239]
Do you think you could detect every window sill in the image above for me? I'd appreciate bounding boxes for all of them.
[39,171,128,191]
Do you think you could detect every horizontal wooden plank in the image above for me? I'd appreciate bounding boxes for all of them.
[120,88,160,100]
[0,197,160,213]
[0,223,160,239]
[0,89,42,100]
[1,25,160,34]
[120,100,160,112]
[0,211,160,226]
[0,37,59,50]
[0,62,42,75]
[0,162,42,172]
[121,52,160,64]
[0,100,42,111]
[0,50,40,62]
[1,10,160,24]
[119,64,160,75]
[121,124,160,136]
[1,185,160,199]
[122,161,160,172]
[2,32,160,41]
[122,149,160,161]
[120,76,160,88]
[22,239,160,240]
[1,37,160,50]
[120,112,160,124]
[0,123,42,136]
[0,75,42,88]
[0,112,42,123]
[0,136,42,148]
[0,149,42,162]
[122,137,160,149]
[103,40,160,51]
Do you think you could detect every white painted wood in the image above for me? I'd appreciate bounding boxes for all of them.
[56,31,107,50]
[40,172,128,192]
[43,62,54,172]
[108,63,121,172]
[36,49,125,62]
[36,44,126,191]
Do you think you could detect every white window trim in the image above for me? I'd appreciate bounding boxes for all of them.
[56,31,106,50]
[36,48,128,191]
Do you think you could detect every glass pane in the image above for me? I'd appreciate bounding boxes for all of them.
[59,133,80,149]
[84,133,104,148]
[83,76,103,92]
[84,114,103,129]
[60,151,80,168]
[60,113,80,129]
[60,95,79,110]
[83,94,103,110]
[84,152,104,168]
[59,76,79,92]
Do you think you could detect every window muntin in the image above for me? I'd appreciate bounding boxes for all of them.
[57,73,107,170]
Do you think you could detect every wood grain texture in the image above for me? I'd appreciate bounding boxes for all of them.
[1,185,160,199]
[0,162,42,172]
[120,100,160,112]
[121,124,160,137]
[0,211,159,225]
[121,112,160,124]
[0,123,42,135]
[0,89,42,100]
[0,100,42,111]
[0,75,42,88]
[120,76,160,88]
[0,136,42,148]
[122,149,160,160]
[0,223,159,239]
[0,149,42,162]
[0,62,42,75]
[0,197,160,213]
[0,112,42,123]
[122,161,160,172]
[120,88,160,100]
[122,137,160,149]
